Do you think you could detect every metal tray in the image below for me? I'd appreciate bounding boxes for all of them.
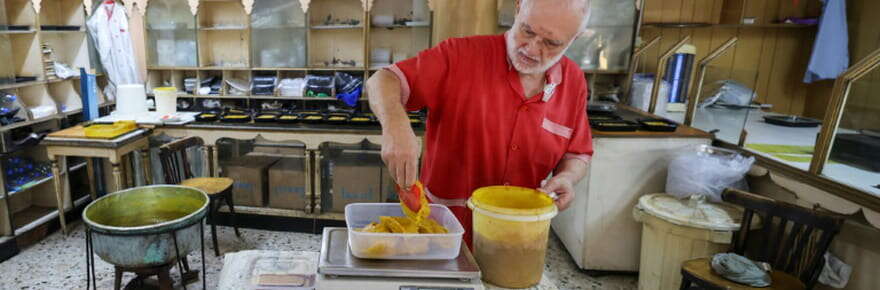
[763,115,821,127]
[318,227,481,280]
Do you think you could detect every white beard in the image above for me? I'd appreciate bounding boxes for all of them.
[505,31,571,75]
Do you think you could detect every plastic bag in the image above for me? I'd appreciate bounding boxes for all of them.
[666,145,755,202]
[699,80,756,108]
[279,78,306,97]
[629,73,668,114]
[711,253,771,287]
[818,252,852,288]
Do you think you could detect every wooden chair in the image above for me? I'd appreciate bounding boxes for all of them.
[679,189,845,290]
[158,136,241,256]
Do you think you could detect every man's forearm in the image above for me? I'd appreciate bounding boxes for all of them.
[555,158,588,183]
[367,70,411,131]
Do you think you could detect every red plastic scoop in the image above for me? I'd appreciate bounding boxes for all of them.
[397,181,426,214]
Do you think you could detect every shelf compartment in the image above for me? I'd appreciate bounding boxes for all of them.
[369,0,431,28]
[197,29,249,67]
[196,70,224,96]
[18,85,57,120]
[8,33,42,81]
[309,0,364,28]
[309,29,364,68]
[145,0,198,67]
[0,34,13,85]
[7,177,60,232]
[225,70,252,96]
[251,0,307,69]
[369,26,430,67]
[146,69,174,92]
[198,0,247,29]
[47,79,82,113]
[4,0,36,28]
[40,31,90,72]
[38,0,85,28]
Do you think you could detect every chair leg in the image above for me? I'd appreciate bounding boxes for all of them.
[208,199,221,257]
[224,191,241,237]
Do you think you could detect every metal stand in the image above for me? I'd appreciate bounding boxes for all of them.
[84,217,208,290]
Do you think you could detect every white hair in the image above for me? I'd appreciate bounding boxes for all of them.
[519,0,592,32]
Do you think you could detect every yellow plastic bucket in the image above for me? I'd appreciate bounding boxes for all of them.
[467,186,558,288]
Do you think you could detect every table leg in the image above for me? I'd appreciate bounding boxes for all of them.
[141,148,153,186]
[50,155,68,235]
[122,154,132,188]
[110,159,124,193]
[86,158,97,200]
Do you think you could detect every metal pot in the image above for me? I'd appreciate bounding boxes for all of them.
[83,185,209,268]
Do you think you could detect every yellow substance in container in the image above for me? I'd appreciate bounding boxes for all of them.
[328,116,346,121]
[280,115,298,120]
[257,115,276,119]
[200,114,216,118]
[356,186,449,257]
[644,121,668,126]
[224,115,248,119]
[351,117,370,122]
[305,116,323,120]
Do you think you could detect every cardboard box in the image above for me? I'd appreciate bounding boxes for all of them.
[322,152,384,213]
[224,156,279,207]
[268,157,309,210]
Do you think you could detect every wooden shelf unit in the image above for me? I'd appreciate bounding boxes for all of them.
[0,0,108,241]
[142,0,432,112]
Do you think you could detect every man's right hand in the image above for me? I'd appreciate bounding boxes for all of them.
[381,124,420,190]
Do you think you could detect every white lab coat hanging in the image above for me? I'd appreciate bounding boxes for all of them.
[87,1,142,101]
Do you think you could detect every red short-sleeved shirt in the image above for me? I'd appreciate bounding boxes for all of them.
[387,34,593,203]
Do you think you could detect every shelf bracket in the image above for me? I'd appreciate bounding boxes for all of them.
[188,0,198,16]
[242,0,253,15]
[31,0,41,14]
[300,0,310,14]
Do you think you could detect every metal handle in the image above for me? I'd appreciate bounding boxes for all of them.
[622,36,662,103]
[685,37,738,125]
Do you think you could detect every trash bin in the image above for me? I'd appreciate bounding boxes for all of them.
[633,193,743,290]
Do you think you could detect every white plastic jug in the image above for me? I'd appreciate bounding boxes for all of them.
[153,87,178,115]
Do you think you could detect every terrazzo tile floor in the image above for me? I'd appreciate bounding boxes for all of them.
[0,222,637,290]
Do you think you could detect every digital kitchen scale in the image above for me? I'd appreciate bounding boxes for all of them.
[316,227,485,290]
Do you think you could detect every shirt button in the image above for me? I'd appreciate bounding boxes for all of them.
[511,144,519,151]
[504,182,511,186]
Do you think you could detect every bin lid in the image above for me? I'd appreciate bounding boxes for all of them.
[638,194,741,231]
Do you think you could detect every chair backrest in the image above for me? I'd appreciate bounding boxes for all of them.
[158,136,204,184]
[722,188,845,289]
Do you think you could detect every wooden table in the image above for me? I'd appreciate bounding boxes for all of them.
[41,128,153,234]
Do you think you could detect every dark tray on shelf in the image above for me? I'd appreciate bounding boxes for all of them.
[591,120,640,132]
[763,115,821,127]
[40,25,81,31]
[638,119,678,132]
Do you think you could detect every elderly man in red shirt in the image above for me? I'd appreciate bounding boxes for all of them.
[367,0,593,243]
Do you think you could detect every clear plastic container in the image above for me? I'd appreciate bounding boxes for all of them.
[345,203,464,260]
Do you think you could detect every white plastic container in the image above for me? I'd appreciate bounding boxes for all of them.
[345,203,464,260]
[153,87,178,115]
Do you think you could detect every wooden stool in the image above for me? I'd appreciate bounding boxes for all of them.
[159,137,241,257]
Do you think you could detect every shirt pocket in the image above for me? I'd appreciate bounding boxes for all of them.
[542,118,573,139]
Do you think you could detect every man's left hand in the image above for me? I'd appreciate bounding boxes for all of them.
[539,174,576,211]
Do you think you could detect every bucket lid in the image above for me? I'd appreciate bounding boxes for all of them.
[638,194,741,231]
[467,186,557,222]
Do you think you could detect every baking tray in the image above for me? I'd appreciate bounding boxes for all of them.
[195,112,220,122]
[638,119,678,132]
[326,113,351,124]
[763,115,821,127]
[591,120,639,132]
[587,101,617,115]
[589,114,622,122]
[254,112,280,123]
